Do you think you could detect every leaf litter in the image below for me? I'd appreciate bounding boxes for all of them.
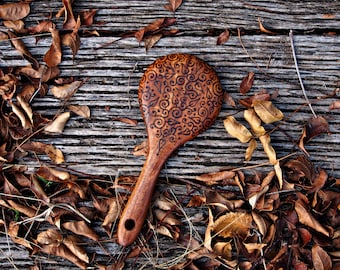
[0,1,339,270]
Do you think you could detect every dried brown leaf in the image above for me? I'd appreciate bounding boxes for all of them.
[154,209,181,226]
[144,33,162,51]
[164,0,183,12]
[3,20,26,34]
[10,101,30,129]
[40,243,87,269]
[102,198,119,229]
[133,140,148,156]
[253,100,284,124]
[312,244,332,270]
[68,105,90,119]
[258,17,277,34]
[8,221,32,249]
[0,2,30,21]
[37,229,63,246]
[240,71,255,94]
[43,28,62,67]
[213,241,233,260]
[259,134,277,164]
[45,144,65,164]
[224,116,252,143]
[187,195,206,207]
[239,89,271,108]
[17,95,33,125]
[295,200,329,236]
[44,112,70,134]
[63,221,99,241]
[112,117,138,126]
[245,138,257,161]
[36,166,73,182]
[135,17,176,42]
[212,212,252,239]
[244,108,266,137]
[329,100,340,110]
[243,242,267,253]
[62,16,81,58]
[7,200,37,218]
[62,0,76,30]
[79,9,97,26]
[28,20,55,34]
[30,174,50,202]
[196,170,235,185]
[63,235,89,263]
[7,31,39,69]
[223,92,236,107]
[51,80,83,100]
[217,29,230,45]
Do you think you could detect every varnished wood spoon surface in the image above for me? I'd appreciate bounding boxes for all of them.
[118,53,223,246]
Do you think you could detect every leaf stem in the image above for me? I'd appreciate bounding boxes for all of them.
[289,30,317,118]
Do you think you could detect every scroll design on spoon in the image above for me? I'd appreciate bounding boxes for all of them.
[139,54,223,155]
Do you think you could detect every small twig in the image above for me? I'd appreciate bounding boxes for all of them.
[289,30,317,118]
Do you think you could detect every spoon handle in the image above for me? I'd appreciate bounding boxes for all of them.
[117,151,165,246]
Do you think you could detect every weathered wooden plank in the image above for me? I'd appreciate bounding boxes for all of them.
[0,0,339,269]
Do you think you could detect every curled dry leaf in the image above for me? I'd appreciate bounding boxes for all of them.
[51,80,83,100]
[17,96,33,125]
[244,108,266,137]
[43,28,62,67]
[36,165,73,182]
[213,241,233,260]
[245,138,257,161]
[10,101,31,129]
[240,71,255,95]
[253,100,284,124]
[102,198,120,231]
[243,242,267,254]
[216,29,230,45]
[212,212,252,239]
[164,0,183,12]
[8,221,32,249]
[259,133,277,164]
[0,2,30,21]
[62,0,76,30]
[79,9,97,26]
[133,140,148,156]
[239,89,271,108]
[44,112,70,134]
[224,116,252,143]
[144,33,162,51]
[62,16,81,58]
[196,170,236,185]
[28,20,55,34]
[258,17,277,34]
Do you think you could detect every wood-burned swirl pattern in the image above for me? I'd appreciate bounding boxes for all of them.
[139,53,223,155]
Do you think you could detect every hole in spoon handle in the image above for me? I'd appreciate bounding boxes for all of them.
[117,153,164,246]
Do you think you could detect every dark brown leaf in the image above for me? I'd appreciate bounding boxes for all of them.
[79,9,97,26]
[62,0,76,30]
[62,16,81,58]
[0,2,30,21]
[240,72,255,94]
[216,29,230,45]
[43,28,62,67]
[28,20,55,34]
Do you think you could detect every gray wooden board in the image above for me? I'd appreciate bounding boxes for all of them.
[0,0,339,269]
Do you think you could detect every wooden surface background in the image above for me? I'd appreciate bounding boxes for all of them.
[0,0,339,269]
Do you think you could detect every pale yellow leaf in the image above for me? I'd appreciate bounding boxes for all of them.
[259,134,277,164]
[45,144,64,164]
[243,242,267,253]
[253,100,284,124]
[17,96,33,125]
[274,161,283,189]
[244,108,266,136]
[44,112,70,134]
[224,116,252,143]
[245,138,257,161]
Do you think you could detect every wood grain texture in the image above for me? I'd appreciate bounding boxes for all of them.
[0,0,339,268]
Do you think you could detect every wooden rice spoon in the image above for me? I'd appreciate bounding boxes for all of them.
[118,53,223,246]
